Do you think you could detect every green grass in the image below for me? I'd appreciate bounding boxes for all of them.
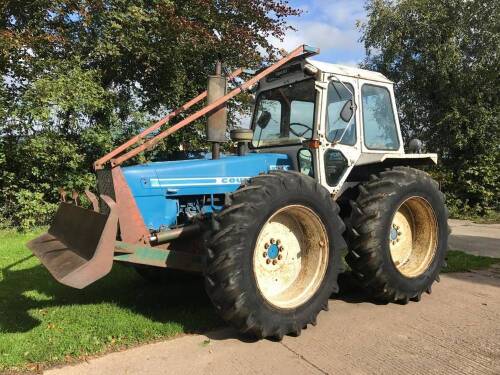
[442,250,500,273]
[0,230,221,372]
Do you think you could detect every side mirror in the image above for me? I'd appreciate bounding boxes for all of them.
[256,110,271,129]
[340,99,356,123]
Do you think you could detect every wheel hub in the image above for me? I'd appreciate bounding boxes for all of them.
[389,196,438,278]
[390,227,398,241]
[267,243,279,259]
[263,239,283,264]
[389,224,402,244]
[253,205,329,309]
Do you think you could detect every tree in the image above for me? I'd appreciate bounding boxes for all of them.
[360,0,499,215]
[0,0,300,228]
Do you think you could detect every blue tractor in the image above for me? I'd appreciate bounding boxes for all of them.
[28,45,449,339]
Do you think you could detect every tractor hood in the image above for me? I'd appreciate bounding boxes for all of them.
[121,153,293,229]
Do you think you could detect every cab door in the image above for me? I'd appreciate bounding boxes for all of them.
[316,75,361,196]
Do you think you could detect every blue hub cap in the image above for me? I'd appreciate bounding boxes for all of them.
[390,227,398,241]
[267,243,279,259]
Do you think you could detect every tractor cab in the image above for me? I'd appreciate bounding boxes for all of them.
[247,58,436,198]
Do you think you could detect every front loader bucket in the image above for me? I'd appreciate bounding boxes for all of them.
[27,195,118,289]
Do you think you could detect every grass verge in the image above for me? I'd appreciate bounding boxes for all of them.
[0,230,221,372]
[450,210,500,224]
[442,250,500,273]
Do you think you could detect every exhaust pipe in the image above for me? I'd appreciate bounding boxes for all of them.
[207,61,227,160]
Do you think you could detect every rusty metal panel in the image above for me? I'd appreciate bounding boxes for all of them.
[111,167,151,244]
[206,75,227,142]
[26,195,118,289]
[114,241,204,273]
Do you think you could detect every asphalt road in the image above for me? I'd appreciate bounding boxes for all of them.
[46,220,500,375]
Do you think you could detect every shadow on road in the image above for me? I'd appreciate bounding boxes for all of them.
[444,266,500,288]
[449,234,500,258]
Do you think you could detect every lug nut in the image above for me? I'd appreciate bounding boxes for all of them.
[264,243,269,249]
[270,238,275,244]
[396,238,400,242]
[279,246,284,252]
[266,259,271,264]
[319,240,325,247]
[276,239,281,245]
[272,260,277,265]
[278,255,282,260]
[263,252,267,258]
[397,231,402,236]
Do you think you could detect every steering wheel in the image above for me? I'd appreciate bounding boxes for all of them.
[289,122,313,138]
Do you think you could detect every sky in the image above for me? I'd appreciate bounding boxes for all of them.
[272,0,367,67]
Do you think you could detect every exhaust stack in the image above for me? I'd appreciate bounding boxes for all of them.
[206,61,228,159]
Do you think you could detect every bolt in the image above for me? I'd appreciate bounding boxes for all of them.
[278,255,282,260]
[276,239,281,245]
[279,246,284,252]
[264,243,269,249]
[272,260,277,265]
[266,259,271,264]
[270,238,275,244]
[263,252,267,258]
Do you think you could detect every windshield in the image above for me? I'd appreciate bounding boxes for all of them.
[252,79,316,148]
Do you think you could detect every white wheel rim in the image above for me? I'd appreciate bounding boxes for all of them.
[253,205,329,309]
[389,196,438,278]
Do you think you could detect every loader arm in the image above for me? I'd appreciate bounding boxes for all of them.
[95,45,319,169]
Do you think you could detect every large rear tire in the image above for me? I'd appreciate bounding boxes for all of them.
[204,171,346,339]
[346,166,449,303]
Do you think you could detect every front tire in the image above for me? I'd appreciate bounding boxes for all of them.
[204,171,346,339]
[346,166,449,303]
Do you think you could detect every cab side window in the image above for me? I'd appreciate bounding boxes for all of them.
[326,82,356,145]
[361,85,400,150]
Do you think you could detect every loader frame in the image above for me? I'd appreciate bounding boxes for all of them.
[94,45,320,169]
[28,45,322,288]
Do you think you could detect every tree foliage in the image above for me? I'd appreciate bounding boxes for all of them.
[0,0,299,228]
[361,0,499,214]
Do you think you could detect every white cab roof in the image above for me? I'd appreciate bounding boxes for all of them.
[306,58,393,84]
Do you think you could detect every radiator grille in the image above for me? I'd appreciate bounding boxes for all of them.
[96,169,115,215]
